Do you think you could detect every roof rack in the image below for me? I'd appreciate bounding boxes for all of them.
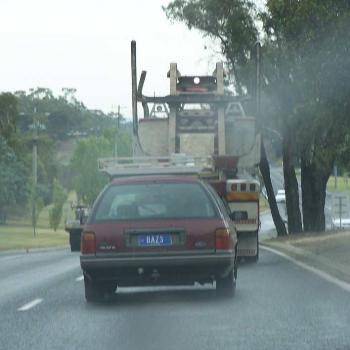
[98,154,214,178]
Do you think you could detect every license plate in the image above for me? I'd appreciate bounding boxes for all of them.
[138,234,172,247]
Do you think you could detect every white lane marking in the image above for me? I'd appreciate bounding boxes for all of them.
[261,246,350,293]
[17,298,43,311]
[76,275,84,282]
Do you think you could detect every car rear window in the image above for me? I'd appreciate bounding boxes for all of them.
[92,182,218,222]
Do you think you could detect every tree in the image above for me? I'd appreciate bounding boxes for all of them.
[164,0,288,236]
[0,93,18,142]
[49,179,67,231]
[16,87,117,140]
[262,0,350,231]
[30,184,44,233]
[164,0,257,91]
[103,127,132,157]
[0,136,29,224]
[0,87,126,225]
[165,0,350,233]
[70,136,113,205]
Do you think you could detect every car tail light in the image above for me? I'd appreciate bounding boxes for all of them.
[81,232,96,254]
[215,228,232,251]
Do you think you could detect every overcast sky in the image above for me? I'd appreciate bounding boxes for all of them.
[0,0,224,117]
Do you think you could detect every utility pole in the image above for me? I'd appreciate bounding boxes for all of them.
[255,41,261,120]
[32,107,38,237]
[113,105,123,157]
[117,104,121,129]
[114,105,121,157]
[334,164,338,190]
[30,107,46,237]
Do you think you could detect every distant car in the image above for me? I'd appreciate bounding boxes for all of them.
[80,176,238,302]
[275,189,286,203]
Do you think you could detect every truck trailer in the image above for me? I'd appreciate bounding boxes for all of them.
[98,41,261,261]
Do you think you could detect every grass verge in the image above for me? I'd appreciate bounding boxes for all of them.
[0,192,78,251]
[0,225,68,251]
[327,176,350,192]
[260,195,270,213]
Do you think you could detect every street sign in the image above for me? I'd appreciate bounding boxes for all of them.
[331,193,350,228]
[29,122,46,131]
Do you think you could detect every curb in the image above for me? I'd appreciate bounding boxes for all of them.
[261,245,350,293]
[261,240,350,285]
[0,245,70,257]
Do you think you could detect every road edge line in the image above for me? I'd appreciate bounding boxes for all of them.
[0,246,69,258]
[261,245,350,293]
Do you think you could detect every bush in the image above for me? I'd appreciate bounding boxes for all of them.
[49,179,67,231]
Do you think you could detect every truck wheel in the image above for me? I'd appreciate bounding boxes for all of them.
[70,235,80,252]
[234,246,238,279]
[247,233,259,263]
[250,240,259,263]
[254,242,259,262]
[216,269,236,297]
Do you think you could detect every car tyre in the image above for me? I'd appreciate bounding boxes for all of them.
[216,269,236,297]
[84,276,106,302]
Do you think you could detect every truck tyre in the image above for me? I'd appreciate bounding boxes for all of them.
[253,241,259,262]
[247,232,259,263]
[250,236,259,263]
[234,246,238,279]
[70,235,81,252]
[216,269,236,297]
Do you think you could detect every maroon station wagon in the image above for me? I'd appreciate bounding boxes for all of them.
[80,176,238,302]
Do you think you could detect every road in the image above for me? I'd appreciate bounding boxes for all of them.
[1,248,350,350]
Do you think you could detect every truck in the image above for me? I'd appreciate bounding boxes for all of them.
[65,204,89,252]
[98,41,261,261]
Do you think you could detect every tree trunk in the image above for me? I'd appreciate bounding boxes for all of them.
[301,156,331,232]
[259,138,287,236]
[0,207,6,225]
[282,133,303,234]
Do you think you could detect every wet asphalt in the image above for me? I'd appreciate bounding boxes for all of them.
[1,246,349,350]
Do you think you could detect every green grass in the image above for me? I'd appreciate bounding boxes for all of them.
[0,226,68,251]
[0,191,77,251]
[7,191,77,229]
[260,195,270,213]
[327,176,350,192]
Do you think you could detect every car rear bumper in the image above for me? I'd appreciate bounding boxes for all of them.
[81,251,234,268]
[80,251,235,285]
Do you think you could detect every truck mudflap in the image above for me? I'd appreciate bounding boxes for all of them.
[237,231,258,259]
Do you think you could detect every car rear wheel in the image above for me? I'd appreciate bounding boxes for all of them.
[216,269,236,297]
[84,276,116,302]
